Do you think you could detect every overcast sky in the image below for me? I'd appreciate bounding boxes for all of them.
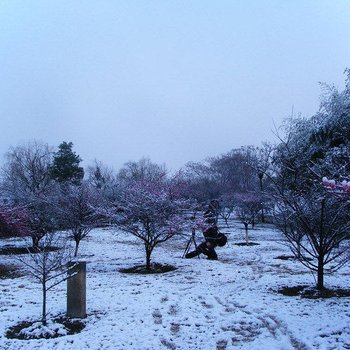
[1,1,350,172]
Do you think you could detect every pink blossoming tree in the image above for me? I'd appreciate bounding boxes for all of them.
[0,205,28,238]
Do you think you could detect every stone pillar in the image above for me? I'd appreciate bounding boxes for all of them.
[67,261,86,318]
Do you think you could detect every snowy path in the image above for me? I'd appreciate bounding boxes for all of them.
[1,223,350,349]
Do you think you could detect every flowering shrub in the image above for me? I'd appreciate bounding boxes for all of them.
[322,177,350,191]
[0,206,28,238]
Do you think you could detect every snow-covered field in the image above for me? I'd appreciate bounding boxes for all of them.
[1,221,350,350]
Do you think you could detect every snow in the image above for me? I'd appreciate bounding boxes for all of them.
[1,220,350,350]
[19,320,68,338]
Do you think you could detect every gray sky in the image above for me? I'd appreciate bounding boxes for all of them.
[1,1,350,172]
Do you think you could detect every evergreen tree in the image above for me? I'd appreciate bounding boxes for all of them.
[50,142,84,184]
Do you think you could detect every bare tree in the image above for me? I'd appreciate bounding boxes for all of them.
[87,160,115,189]
[270,72,350,290]
[235,193,262,245]
[208,146,259,195]
[57,182,106,257]
[24,194,60,248]
[1,140,53,203]
[255,142,274,222]
[273,203,305,259]
[182,147,260,204]
[16,231,73,325]
[274,185,350,290]
[218,193,235,227]
[87,160,119,207]
[115,176,189,270]
[182,161,221,203]
[117,157,166,184]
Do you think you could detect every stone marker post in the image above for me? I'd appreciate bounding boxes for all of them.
[67,261,86,318]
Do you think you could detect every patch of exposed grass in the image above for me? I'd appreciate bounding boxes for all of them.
[0,264,23,279]
[234,242,260,247]
[6,316,86,340]
[119,263,177,274]
[277,285,350,298]
[0,246,60,255]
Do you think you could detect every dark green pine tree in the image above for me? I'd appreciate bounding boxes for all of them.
[50,142,84,184]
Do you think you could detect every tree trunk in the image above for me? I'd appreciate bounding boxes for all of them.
[259,173,265,223]
[317,257,324,290]
[145,245,153,270]
[32,235,40,249]
[74,239,80,257]
[251,219,255,229]
[42,281,47,325]
[296,241,301,259]
[244,223,249,245]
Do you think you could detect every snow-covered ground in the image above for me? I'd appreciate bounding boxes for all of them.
[1,220,350,350]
